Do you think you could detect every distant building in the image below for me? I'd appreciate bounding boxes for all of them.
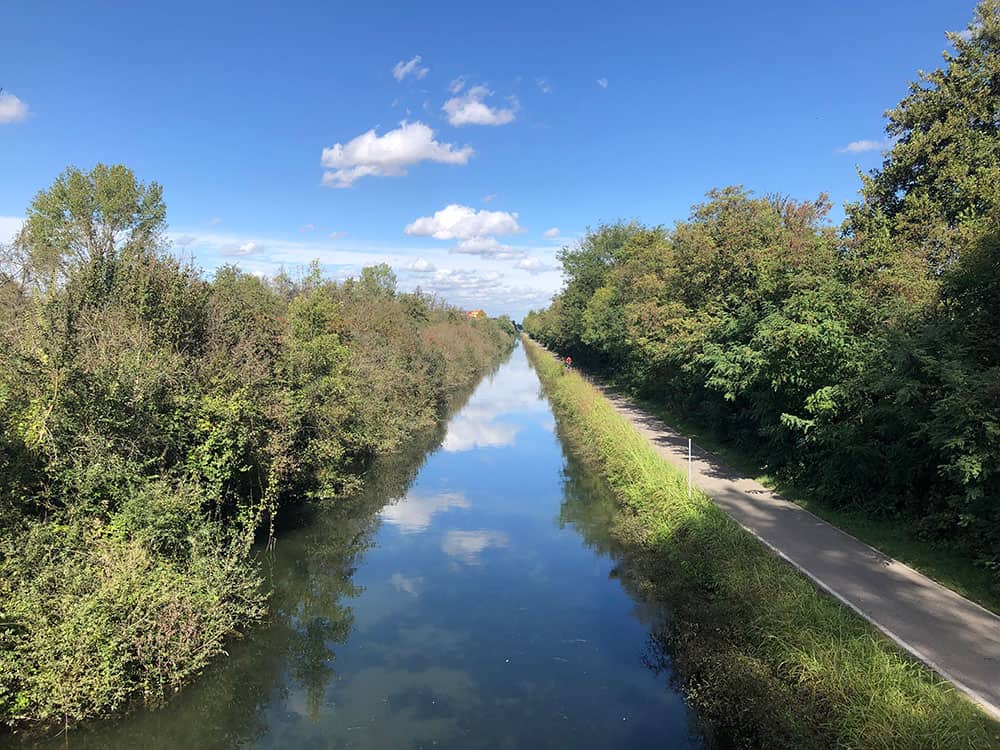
[465,309,487,319]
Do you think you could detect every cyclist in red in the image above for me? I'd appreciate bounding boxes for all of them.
[563,355,572,372]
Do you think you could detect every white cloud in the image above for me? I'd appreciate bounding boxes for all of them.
[536,78,552,94]
[321,121,473,188]
[596,78,608,89]
[514,257,558,274]
[209,217,223,225]
[443,86,516,126]
[448,77,466,94]
[426,268,501,290]
[174,234,197,248]
[411,267,553,311]
[300,223,315,232]
[163,228,560,318]
[453,236,515,256]
[483,193,497,203]
[0,216,24,244]
[406,204,533,259]
[408,257,436,272]
[221,241,259,256]
[838,139,891,154]
[543,227,559,239]
[442,530,509,565]
[0,92,30,124]
[381,491,469,533]
[405,204,522,240]
[953,25,980,42]
[392,55,429,82]
[329,230,347,239]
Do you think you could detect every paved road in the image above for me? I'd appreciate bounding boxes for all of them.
[600,388,1000,721]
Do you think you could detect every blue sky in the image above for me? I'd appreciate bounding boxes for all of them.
[0,0,978,317]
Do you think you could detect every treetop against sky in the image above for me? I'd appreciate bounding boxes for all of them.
[0,0,980,317]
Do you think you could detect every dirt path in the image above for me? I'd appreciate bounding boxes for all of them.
[600,387,1000,722]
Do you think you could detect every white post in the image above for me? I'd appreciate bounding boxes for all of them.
[687,438,692,497]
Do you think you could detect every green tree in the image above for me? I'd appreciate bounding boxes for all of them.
[846,0,1000,279]
[20,163,166,284]
[555,221,643,354]
[359,263,397,298]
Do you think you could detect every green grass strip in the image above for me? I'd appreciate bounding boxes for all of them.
[525,336,1000,750]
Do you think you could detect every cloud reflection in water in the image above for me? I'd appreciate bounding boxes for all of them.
[389,572,424,596]
[381,491,469,534]
[440,349,546,452]
[441,529,510,565]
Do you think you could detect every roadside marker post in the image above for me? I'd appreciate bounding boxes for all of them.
[688,438,692,497]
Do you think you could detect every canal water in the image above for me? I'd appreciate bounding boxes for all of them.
[34,342,701,749]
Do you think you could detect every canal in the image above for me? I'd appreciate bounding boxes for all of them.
[31,342,701,749]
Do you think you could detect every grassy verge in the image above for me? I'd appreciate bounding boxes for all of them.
[624,393,1000,616]
[525,336,1000,750]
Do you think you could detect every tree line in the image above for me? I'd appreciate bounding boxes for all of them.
[0,164,515,728]
[525,1,1000,584]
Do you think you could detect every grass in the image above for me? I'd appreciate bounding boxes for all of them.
[623,393,1000,616]
[524,336,1000,750]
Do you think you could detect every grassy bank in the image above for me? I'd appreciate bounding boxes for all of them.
[525,336,1000,750]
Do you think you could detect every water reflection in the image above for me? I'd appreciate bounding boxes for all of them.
[388,572,424,596]
[442,417,520,452]
[12,343,701,750]
[440,347,547,453]
[440,529,510,565]
[381,490,469,533]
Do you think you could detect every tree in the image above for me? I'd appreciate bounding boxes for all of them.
[20,163,166,285]
[359,263,397,298]
[16,164,207,353]
[553,221,648,356]
[846,0,1000,276]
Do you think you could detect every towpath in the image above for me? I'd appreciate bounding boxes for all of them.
[600,387,1000,721]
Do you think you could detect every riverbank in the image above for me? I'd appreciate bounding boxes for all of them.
[524,336,1000,749]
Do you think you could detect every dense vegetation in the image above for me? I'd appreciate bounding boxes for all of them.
[0,164,514,730]
[527,338,1000,749]
[525,0,1000,588]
